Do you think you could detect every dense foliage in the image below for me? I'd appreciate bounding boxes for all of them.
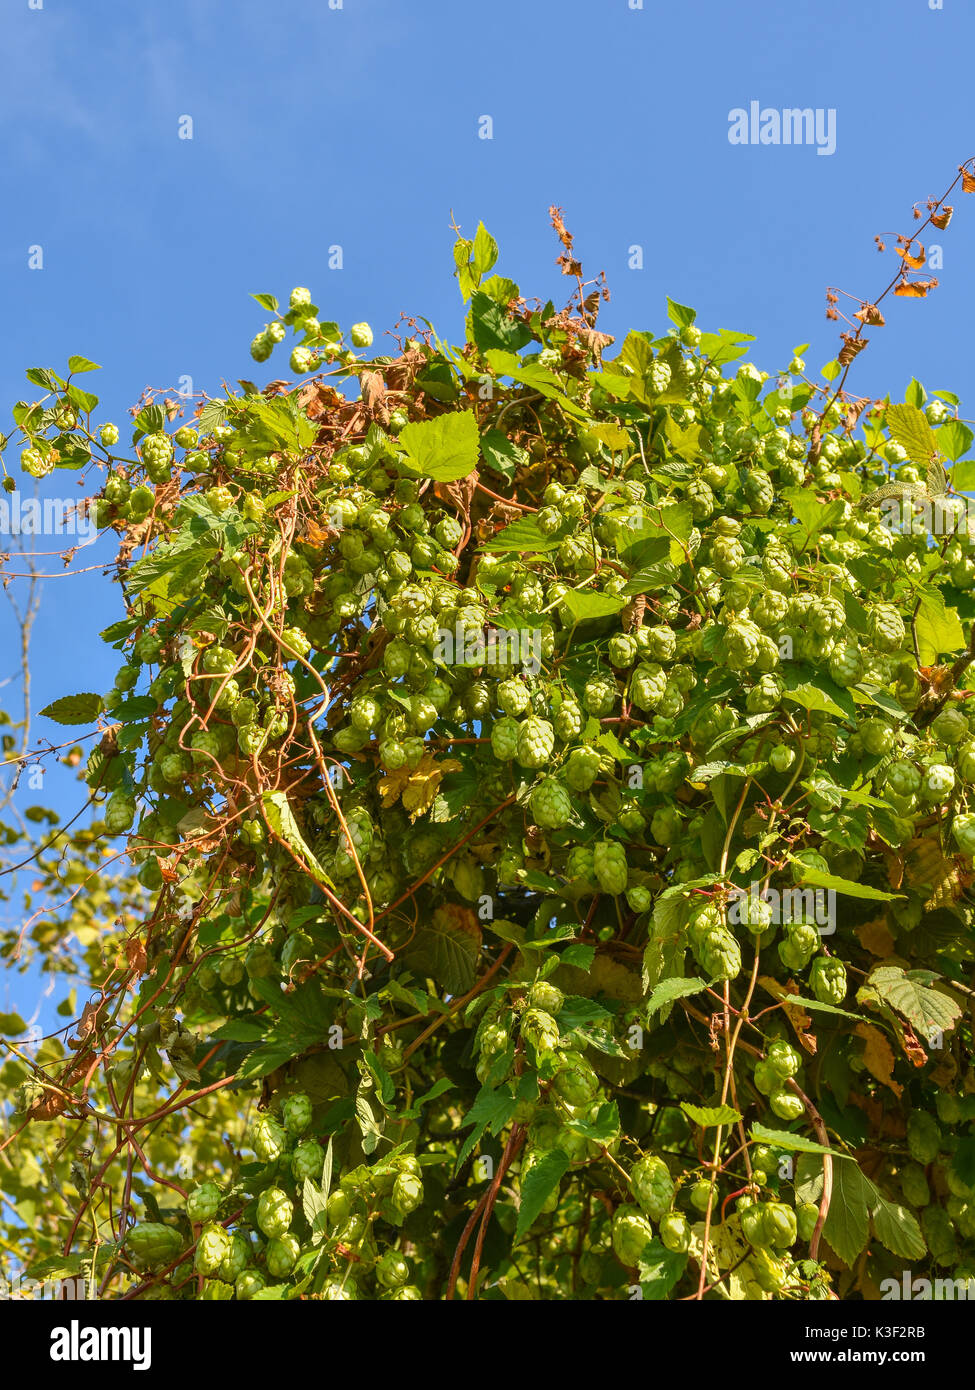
[4,210,975,1302]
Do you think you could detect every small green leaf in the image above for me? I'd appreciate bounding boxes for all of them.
[67,355,101,375]
[887,402,939,464]
[681,1102,741,1128]
[751,1123,851,1158]
[870,1194,926,1260]
[38,693,103,725]
[515,1149,569,1241]
[646,976,707,1018]
[637,1241,687,1299]
[472,223,499,278]
[665,298,696,329]
[560,590,626,622]
[0,1012,28,1036]
[251,293,280,313]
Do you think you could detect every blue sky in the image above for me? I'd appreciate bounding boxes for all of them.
[2,0,973,1024]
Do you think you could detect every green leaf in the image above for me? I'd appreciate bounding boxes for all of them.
[864,964,962,1040]
[0,1012,28,1036]
[905,378,926,409]
[38,693,103,725]
[793,864,902,902]
[302,1176,329,1242]
[479,429,527,480]
[563,1100,620,1143]
[456,1084,518,1170]
[398,411,479,482]
[750,1123,851,1159]
[821,359,841,382]
[870,1194,926,1260]
[481,515,562,554]
[67,355,101,375]
[400,918,480,995]
[483,350,588,420]
[251,292,279,313]
[637,1241,688,1300]
[681,1103,741,1128]
[822,1159,873,1266]
[469,292,531,354]
[915,589,965,664]
[25,366,63,391]
[321,1136,333,1199]
[665,298,696,329]
[887,402,939,465]
[786,995,867,1022]
[646,976,707,1018]
[560,590,626,622]
[952,458,975,491]
[131,402,165,443]
[260,791,335,892]
[472,223,499,278]
[515,1149,570,1241]
[782,674,853,721]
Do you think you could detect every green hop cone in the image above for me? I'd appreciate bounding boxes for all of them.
[281,1091,313,1137]
[250,1112,289,1163]
[391,1171,423,1219]
[528,979,563,1015]
[658,1210,691,1254]
[626,884,652,913]
[350,322,373,348]
[105,791,136,836]
[765,1039,801,1080]
[565,745,601,792]
[289,1139,325,1184]
[808,956,847,1005]
[868,603,906,653]
[529,778,573,829]
[906,1111,941,1166]
[796,1201,820,1243]
[257,1186,293,1239]
[218,1233,251,1284]
[126,1222,183,1271]
[236,1268,266,1300]
[583,673,617,716]
[200,1279,234,1301]
[629,1155,675,1222]
[952,813,975,856]
[554,699,583,741]
[762,1201,798,1250]
[265,1233,300,1278]
[99,422,120,447]
[611,1205,654,1266]
[516,716,555,769]
[194,1222,231,1276]
[376,1250,411,1289]
[521,1007,561,1056]
[593,840,627,895]
[185,1181,222,1225]
[769,1088,804,1122]
[696,926,742,981]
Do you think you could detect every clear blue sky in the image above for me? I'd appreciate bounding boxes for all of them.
[2,0,973,1025]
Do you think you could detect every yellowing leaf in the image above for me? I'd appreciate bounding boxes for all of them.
[854,1022,902,1096]
[378,754,462,822]
[856,916,895,957]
